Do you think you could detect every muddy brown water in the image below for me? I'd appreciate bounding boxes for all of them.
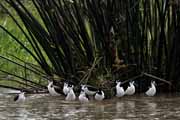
[0,90,180,120]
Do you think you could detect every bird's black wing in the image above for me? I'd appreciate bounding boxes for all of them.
[53,80,63,87]
[85,93,90,99]
[14,95,19,101]
[86,85,98,91]
[123,83,129,91]
[54,86,65,95]
[98,91,102,95]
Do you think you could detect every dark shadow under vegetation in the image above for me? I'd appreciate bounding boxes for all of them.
[0,0,180,98]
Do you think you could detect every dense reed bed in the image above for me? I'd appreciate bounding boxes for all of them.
[0,0,180,94]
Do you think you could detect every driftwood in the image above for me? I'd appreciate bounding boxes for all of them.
[143,72,172,85]
[121,72,172,86]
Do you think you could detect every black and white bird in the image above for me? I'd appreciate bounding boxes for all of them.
[95,89,105,101]
[124,81,135,95]
[65,84,76,101]
[47,81,63,96]
[78,89,89,103]
[81,85,98,96]
[63,82,70,95]
[116,81,125,97]
[145,81,156,96]
[14,91,26,102]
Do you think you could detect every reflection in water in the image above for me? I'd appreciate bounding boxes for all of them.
[143,101,158,118]
[115,101,125,119]
[125,101,136,118]
[14,107,29,120]
[146,102,157,110]
[94,103,105,119]
[116,101,124,113]
[126,101,135,109]
[62,104,79,119]
[0,94,180,119]
[145,101,157,111]
[95,103,105,113]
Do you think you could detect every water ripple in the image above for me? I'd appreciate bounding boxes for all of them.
[0,94,180,119]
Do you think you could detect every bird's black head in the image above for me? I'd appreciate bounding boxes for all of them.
[21,89,26,93]
[81,84,86,89]
[68,84,72,87]
[64,80,68,84]
[151,81,156,86]
[65,78,76,86]
[84,86,88,89]
[116,79,121,83]
[97,89,102,95]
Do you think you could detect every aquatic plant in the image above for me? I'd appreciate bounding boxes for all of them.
[0,0,180,93]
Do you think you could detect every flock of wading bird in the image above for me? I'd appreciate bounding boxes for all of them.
[14,80,157,103]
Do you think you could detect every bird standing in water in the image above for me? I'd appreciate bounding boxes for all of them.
[78,89,89,103]
[124,81,135,95]
[63,82,70,95]
[81,85,98,96]
[95,89,105,101]
[14,91,26,102]
[146,81,156,96]
[65,85,76,101]
[116,81,125,97]
[47,81,63,96]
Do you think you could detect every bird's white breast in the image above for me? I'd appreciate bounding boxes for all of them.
[125,85,135,95]
[95,91,104,101]
[116,86,125,97]
[79,93,89,103]
[146,85,156,96]
[63,84,70,95]
[65,89,76,101]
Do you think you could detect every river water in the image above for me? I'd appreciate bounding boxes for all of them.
[0,91,180,120]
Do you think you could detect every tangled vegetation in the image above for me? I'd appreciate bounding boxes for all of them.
[0,0,180,95]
